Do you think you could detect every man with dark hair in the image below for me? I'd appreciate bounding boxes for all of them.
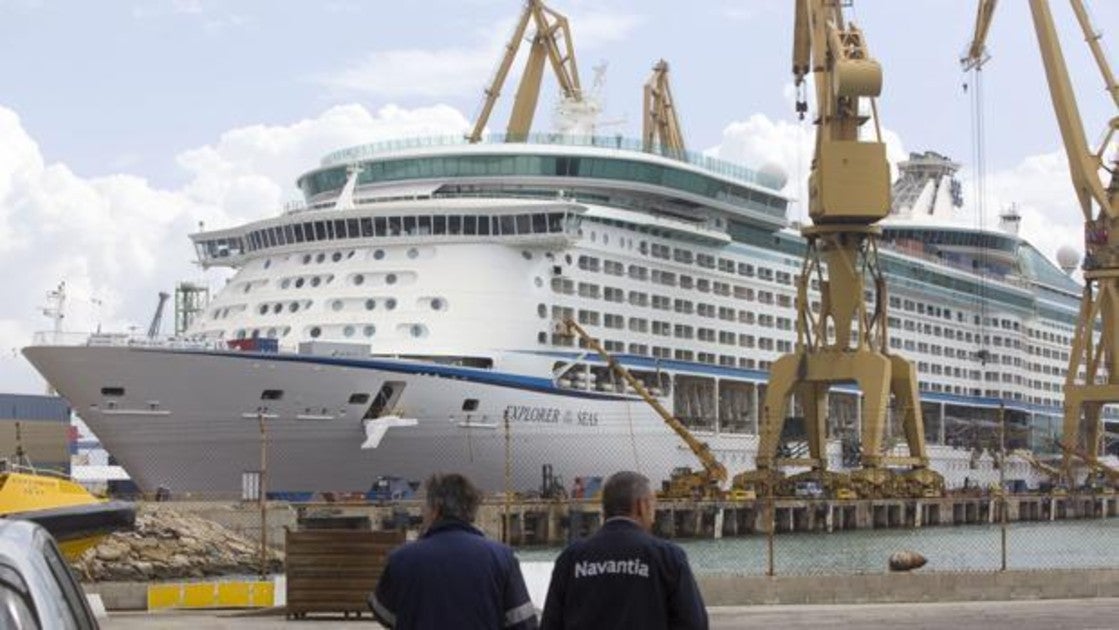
[369,473,538,629]
[541,470,708,630]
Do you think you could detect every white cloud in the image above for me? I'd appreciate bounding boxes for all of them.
[315,8,643,99]
[0,102,470,393]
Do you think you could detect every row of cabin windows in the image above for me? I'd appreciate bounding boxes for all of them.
[543,332,782,371]
[551,278,791,313]
[196,211,571,261]
[888,295,1074,349]
[582,251,793,287]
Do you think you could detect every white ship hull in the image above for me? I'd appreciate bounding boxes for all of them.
[25,345,1041,495]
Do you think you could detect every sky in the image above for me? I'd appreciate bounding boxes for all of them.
[0,0,1116,393]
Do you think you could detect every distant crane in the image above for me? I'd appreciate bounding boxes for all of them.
[147,292,170,339]
[642,60,686,155]
[468,0,584,142]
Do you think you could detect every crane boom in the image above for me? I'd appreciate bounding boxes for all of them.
[558,318,727,486]
[642,59,686,155]
[962,0,998,71]
[1030,0,1115,223]
[468,0,582,143]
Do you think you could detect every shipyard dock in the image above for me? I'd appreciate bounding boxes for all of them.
[158,493,1119,548]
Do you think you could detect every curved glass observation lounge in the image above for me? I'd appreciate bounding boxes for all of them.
[192,134,792,267]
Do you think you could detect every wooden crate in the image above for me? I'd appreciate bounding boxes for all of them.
[285,529,405,620]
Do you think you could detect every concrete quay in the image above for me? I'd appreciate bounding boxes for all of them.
[151,493,1118,546]
[99,598,1119,630]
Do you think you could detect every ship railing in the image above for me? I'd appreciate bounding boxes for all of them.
[30,331,224,351]
[318,133,786,190]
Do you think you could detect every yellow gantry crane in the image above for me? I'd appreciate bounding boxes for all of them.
[557,318,727,499]
[467,0,582,143]
[642,60,686,155]
[965,0,1118,487]
[1030,0,1119,483]
[738,0,938,498]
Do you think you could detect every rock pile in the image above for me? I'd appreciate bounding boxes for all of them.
[72,507,283,582]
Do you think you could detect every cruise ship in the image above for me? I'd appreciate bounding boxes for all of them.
[23,137,1101,496]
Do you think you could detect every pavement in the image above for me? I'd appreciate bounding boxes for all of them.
[102,598,1119,629]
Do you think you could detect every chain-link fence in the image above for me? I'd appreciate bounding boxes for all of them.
[74,406,1119,581]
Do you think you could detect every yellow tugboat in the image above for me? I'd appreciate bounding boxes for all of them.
[0,460,135,560]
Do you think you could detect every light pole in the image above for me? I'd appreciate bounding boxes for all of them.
[998,402,1007,572]
[258,406,268,580]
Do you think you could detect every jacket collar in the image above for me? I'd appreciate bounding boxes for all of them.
[422,518,484,539]
[602,516,645,531]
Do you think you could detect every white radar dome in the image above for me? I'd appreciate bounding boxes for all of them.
[758,162,788,189]
[1056,244,1080,274]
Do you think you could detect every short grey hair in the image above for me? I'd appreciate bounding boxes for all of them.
[602,471,652,518]
[425,473,482,523]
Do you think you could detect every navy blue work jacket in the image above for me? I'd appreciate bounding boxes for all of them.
[541,518,708,630]
[369,519,537,630]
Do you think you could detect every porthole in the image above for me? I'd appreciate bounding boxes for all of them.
[385,273,397,285]
[363,325,376,337]
[410,324,426,338]
[289,302,300,313]
[343,325,355,338]
[243,284,251,294]
[273,303,282,314]
[431,298,444,311]
[236,329,246,339]
[311,276,321,288]
[309,326,322,338]
[281,278,291,289]
[332,251,343,262]
[373,249,385,260]
[386,298,397,310]
[295,278,305,288]
[407,248,418,259]
[564,254,573,265]
[263,259,271,269]
[325,274,334,284]
[353,274,365,286]
[347,250,355,259]
[316,253,325,263]
[534,277,543,288]
[251,329,260,338]
[537,304,547,318]
[365,299,376,311]
[302,254,312,264]
[267,327,277,338]
[259,305,268,315]
[537,332,547,344]
[332,300,344,312]
[282,327,291,337]
[522,251,532,260]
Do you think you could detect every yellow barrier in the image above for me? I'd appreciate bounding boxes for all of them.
[147,581,274,610]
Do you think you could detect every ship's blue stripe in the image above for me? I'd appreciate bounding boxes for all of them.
[153,349,629,401]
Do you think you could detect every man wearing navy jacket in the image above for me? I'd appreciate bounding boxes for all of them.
[369,473,537,630]
[541,470,708,630]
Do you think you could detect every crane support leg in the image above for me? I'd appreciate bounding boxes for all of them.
[1062,273,1119,481]
[507,38,548,142]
